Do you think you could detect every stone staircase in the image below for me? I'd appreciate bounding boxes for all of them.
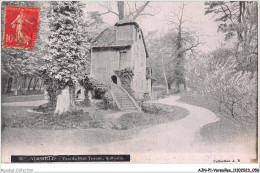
[110,83,140,111]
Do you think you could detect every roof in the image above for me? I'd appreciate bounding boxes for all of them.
[115,20,140,28]
[92,26,133,48]
[92,20,149,58]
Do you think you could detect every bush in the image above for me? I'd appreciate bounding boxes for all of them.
[33,103,55,113]
[96,92,119,110]
[187,48,257,124]
[141,102,168,114]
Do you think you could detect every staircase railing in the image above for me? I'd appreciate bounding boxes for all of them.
[116,84,141,111]
[109,82,122,110]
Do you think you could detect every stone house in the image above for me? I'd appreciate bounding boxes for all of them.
[90,20,153,108]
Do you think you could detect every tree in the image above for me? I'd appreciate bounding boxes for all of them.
[98,1,154,21]
[169,3,203,92]
[187,48,257,124]
[44,1,89,115]
[204,1,258,74]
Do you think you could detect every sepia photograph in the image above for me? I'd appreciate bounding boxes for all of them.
[0,0,258,171]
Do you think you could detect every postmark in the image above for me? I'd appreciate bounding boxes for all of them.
[3,6,40,49]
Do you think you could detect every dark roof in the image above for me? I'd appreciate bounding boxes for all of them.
[92,26,133,48]
[115,20,140,28]
[92,21,149,58]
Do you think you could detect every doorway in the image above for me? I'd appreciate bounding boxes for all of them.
[111,75,117,84]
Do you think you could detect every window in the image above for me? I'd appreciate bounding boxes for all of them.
[120,50,128,69]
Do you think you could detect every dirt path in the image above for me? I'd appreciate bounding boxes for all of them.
[82,95,255,163]
[1,95,256,163]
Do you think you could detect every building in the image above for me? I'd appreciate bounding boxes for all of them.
[90,20,152,102]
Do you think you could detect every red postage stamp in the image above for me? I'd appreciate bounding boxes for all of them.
[3,6,40,49]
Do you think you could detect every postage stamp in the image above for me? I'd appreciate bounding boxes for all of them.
[3,6,40,49]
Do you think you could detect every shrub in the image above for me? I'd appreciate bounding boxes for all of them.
[143,92,151,101]
[141,102,168,114]
[187,48,257,124]
[96,92,119,110]
[33,103,55,113]
[115,68,135,98]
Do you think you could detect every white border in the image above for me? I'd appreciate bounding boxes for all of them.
[0,0,259,172]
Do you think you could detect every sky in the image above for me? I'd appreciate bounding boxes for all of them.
[84,1,230,53]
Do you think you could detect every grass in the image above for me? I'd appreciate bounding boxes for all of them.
[2,90,189,131]
[2,89,43,97]
[179,92,257,144]
[3,99,120,130]
[1,87,188,131]
[2,94,44,103]
[152,85,176,100]
[2,93,119,130]
[4,111,92,130]
[116,103,189,130]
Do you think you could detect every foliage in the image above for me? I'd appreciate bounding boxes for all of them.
[147,31,198,88]
[147,3,201,91]
[194,2,258,124]
[80,76,108,99]
[33,102,55,113]
[115,67,135,98]
[186,48,257,124]
[118,67,134,81]
[204,1,257,74]
[96,92,119,110]
[86,11,107,42]
[143,92,151,101]
[42,1,90,110]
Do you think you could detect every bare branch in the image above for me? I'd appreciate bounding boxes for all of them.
[98,2,119,17]
[132,1,150,20]
[139,13,156,17]
[184,41,203,52]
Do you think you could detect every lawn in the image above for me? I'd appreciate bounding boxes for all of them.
[2,94,44,103]
[2,99,119,130]
[2,91,189,131]
[179,92,257,144]
[117,103,189,130]
[152,85,176,100]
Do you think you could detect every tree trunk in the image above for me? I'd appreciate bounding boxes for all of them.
[117,1,124,20]
[44,86,49,100]
[1,75,9,93]
[33,78,39,90]
[39,79,43,92]
[167,83,171,90]
[22,75,27,95]
[183,81,187,90]
[13,74,19,96]
[161,55,169,94]
[6,76,13,93]
[27,77,34,91]
[176,84,180,93]
[54,86,75,115]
